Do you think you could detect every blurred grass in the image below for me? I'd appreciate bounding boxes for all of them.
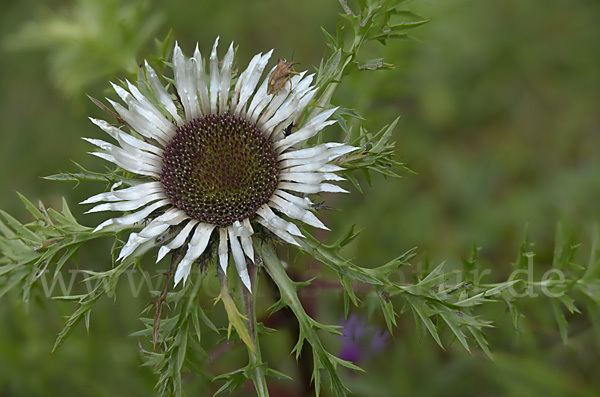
[1,0,600,395]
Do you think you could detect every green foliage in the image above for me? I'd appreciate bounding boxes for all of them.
[133,265,219,395]
[504,225,600,344]
[44,162,123,186]
[341,117,414,191]
[3,190,600,395]
[2,0,600,396]
[310,1,426,189]
[0,194,105,302]
[316,0,428,98]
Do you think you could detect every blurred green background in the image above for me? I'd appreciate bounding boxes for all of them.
[1,0,600,395]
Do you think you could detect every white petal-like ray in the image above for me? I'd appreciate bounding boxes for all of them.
[256,92,287,127]
[193,44,210,115]
[228,226,251,291]
[83,138,162,170]
[90,118,163,156]
[278,181,349,194]
[144,61,184,126]
[257,71,305,126]
[279,142,344,160]
[233,50,273,116]
[291,73,314,94]
[111,82,132,103]
[251,69,304,126]
[256,204,303,237]
[84,137,161,168]
[125,80,176,138]
[261,96,298,135]
[246,64,277,122]
[86,148,160,178]
[218,227,228,273]
[293,87,317,120]
[140,208,188,237]
[287,162,344,173]
[270,113,296,142]
[269,194,328,230]
[279,143,357,168]
[109,84,175,141]
[81,181,163,204]
[174,223,216,285]
[93,199,170,232]
[262,71,309,127]
[156,220,199,263]
[129,103,174,143]
[111,147,161,170]
[173,43,201,120]
[108,100,169,146]
[118,208,187,262]
[115,132,163,158]
[279,171,345,184]
[85,191,165,214]
[274,190,314,209]
[231,51,262,113]
[88,152,159,178]
[275,107,339,151]
[230,53,256,112]
[259,72,313,131]
[255,216,298,246]
[209,37,220,114]
[219,42,235,114]
[118,231,150,261]
[270,87,317,141]
[233,219,254,262]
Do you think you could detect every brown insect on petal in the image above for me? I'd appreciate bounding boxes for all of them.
[267,59,300,95]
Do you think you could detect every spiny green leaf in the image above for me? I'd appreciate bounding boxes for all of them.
[340,275,359,315]
[265,367,293,381]
[468,326,493,361]
[363,247,415,281]
[440,311,470,352]
[551,299,569,345]
[378,291,397,333]
[317,48,342,86]
[17,192,44,220]
[321,25,337,48]
[216,280,255,354]
[0,209,42,244]
[213,369,248,396]
[405,294,443,349]
[52,290,103,352]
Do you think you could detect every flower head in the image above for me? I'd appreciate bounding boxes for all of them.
[82,37,356,290]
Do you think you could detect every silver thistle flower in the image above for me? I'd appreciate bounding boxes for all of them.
[82,37,356,290]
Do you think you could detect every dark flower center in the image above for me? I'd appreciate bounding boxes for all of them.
[160,113,279,227]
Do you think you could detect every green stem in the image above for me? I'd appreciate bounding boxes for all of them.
[259,240,351,397]
[241,258,269,397]
[309,26,365,120]
[260,243,311,331]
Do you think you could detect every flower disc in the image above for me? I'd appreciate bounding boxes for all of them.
[160,113,279,227]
